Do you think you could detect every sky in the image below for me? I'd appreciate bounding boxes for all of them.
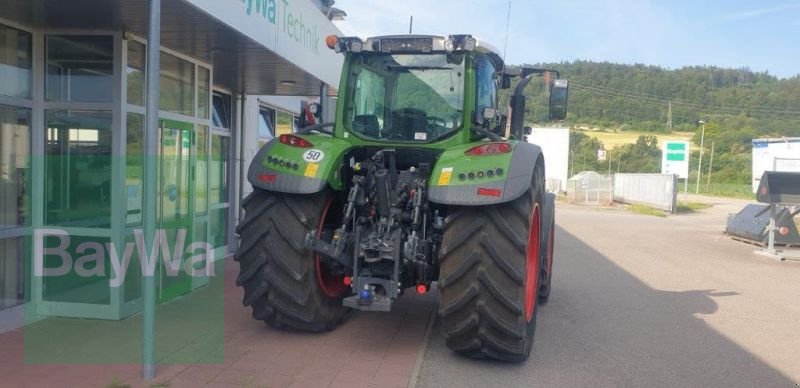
[332,0,800,79]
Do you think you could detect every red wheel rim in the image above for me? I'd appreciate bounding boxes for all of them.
[315,198,347,298]
[525,203,541,322]
[546,223,554,280]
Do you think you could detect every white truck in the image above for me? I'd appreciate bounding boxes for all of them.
[752,137,800,192]
[524,127,570,193]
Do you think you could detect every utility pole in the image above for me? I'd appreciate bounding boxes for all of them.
[408,16,413,34]
[667,101,672,131]
[570,150,574,177]
[695,120,705,194]
[706,141,715,191]
[142,0,161,380]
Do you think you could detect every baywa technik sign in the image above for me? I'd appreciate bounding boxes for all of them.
[186,0,343,86]
[241,0,322,56]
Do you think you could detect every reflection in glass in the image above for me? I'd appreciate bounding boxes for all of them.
[160,52,194,116]
[210,134,229,205]
[276,111,293,136]
[212,93,232,129]
[126,113,143,226]
[0,24,32,99]
[0,105,30,230]
[127,40,146,106]
[0,237,25,309]
[45,110,113,227]
[210,207,229,248]
[198,67,210,119]
[46,35,113,102]
[196,125,208,216]
[158,121,192,222]
[258,106,275,140]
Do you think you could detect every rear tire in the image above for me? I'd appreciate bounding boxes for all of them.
[234,189,346,332]
[539,199,555,305]
[438,164,545,362]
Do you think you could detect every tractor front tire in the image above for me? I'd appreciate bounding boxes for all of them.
[234,189,346,332]
[438,165,545,362]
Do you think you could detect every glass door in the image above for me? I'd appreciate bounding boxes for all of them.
[157,119,195,302]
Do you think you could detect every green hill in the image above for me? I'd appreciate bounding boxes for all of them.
[506,60,800,191]
[518,60,800,137]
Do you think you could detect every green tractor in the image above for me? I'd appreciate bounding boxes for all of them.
[235,34,568,361]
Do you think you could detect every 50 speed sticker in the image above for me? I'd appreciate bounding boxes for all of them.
[303,149,325,162]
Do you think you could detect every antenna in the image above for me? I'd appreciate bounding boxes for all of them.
[409,15,413,34]
[501,0,511,73]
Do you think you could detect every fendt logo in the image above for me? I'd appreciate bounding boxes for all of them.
[34,229,215,287]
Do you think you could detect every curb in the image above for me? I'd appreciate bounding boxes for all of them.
[407,297,438,388]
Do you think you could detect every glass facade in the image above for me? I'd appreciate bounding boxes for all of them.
[0,25,238,319]
[0,105,30,230]
[0,104,30,310]
[159,51,194,116]
[0,24,32,99]
[126,40,146,106]
[44,110,113,227]
[46,35,114,103]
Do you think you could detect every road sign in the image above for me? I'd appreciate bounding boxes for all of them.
[662,140,689,178]
[597,149,607,161]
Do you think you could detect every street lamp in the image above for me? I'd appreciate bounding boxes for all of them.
[695,120,706,194]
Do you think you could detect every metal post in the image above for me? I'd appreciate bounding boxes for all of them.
[569,151,574,178]
[695,123,705,194]
[319,83,329,122]
[142,0,161,380]
[706,141,714,192]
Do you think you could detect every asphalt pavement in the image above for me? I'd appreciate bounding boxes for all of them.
[415,200,800,388]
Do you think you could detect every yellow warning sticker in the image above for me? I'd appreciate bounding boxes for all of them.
[304,163,319,178]
[438,167,453,185]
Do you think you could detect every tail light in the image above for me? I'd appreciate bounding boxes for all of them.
[465,142,511,156]
[279,134,313,148]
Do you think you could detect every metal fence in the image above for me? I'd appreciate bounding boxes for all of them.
[614,173,678,213]
[567,171,614,205]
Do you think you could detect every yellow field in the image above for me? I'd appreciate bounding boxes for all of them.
[580,130,695,150]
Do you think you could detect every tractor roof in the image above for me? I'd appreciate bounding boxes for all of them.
[333,34,505,72]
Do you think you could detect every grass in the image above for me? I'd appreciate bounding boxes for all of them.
[694,183,754,200]
[629,204,667,217]
[579,129,695,150]
[677,201,713,213]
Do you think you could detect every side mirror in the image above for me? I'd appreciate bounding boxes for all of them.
[524,126,532,135]
[501,74,512,89]
[472,107,497,127]
[482,107,497,121]
[300,101,322,128]
[548,79,569,121]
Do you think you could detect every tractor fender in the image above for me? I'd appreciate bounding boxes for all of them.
[247,136,348,194]
[542,192,556,248]
[428,141,544,206]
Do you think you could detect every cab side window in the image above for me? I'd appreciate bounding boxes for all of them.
[475,55,498,113]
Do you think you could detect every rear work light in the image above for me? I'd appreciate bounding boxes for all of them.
[279,134,313,148]
[465,142,512,156]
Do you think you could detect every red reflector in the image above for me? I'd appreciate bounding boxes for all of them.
[343,276,352,286]
[258,174,277,183]
[416,284,427,294]
[477,188,502,197]
[465,142,512,156]
[279,134,313,148]
[779,226,789,236]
